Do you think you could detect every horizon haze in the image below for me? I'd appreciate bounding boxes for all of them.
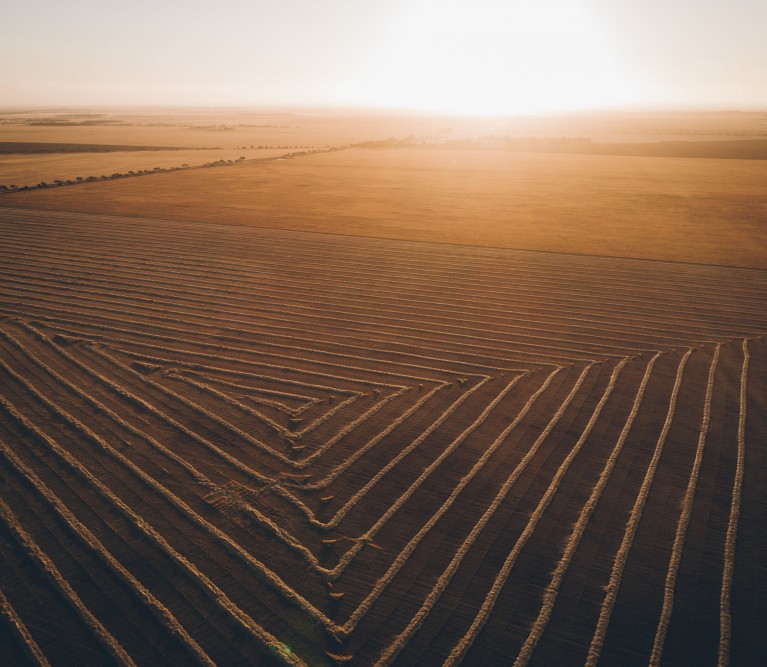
[3,0,767,115]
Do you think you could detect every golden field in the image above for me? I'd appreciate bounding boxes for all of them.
[0,207,765,666]
[0,148,290,189]
[2,146,766,268]
[2,108,766,146]
[1,110,766,666]
[2,107,766,190]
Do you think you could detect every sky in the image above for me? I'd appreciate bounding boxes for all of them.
[2,0,766,115]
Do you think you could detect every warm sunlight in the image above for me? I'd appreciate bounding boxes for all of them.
[2,2,767,666]
[339,0,641,115]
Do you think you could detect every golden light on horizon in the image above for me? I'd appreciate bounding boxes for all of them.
[2,0,765,111]
[338,0,643,116]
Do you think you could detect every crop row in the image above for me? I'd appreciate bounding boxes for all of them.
[2,209,762,304]
[2,243,761,357]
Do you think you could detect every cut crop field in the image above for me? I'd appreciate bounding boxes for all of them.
[0,147,290,191]
[3,109,766,147]
[0,207,765,666]
[0,142,185,154]
[3,148,767,269]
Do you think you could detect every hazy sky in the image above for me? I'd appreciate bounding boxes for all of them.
[3,0,766,114]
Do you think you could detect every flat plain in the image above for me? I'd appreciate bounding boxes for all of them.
[4,146,767,268]
[0,148,290,191]
[0,110,765,666]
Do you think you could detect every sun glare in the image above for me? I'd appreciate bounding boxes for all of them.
[341,0,639,115]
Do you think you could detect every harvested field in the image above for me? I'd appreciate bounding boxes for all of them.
[0,111,483,153]
[0,142,185,154]
[3,148,767,269]
[2,109,766,147]
[0,147,292,191]
[0,206,765,666]
[496,138,767,160]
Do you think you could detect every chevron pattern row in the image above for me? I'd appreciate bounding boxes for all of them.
[0,207,765,666]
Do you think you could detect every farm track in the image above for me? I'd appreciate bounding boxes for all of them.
[0,207,765,666]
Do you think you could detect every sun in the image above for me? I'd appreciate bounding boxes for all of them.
[339,0,639,116]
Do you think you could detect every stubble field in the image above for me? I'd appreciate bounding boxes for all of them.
[3,147,767,268]
[0,205,765,666]
[0,148,290,191]
[0,109,766,666]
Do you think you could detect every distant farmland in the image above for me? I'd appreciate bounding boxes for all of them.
[4,148,767,269]
[0,207,765,666]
